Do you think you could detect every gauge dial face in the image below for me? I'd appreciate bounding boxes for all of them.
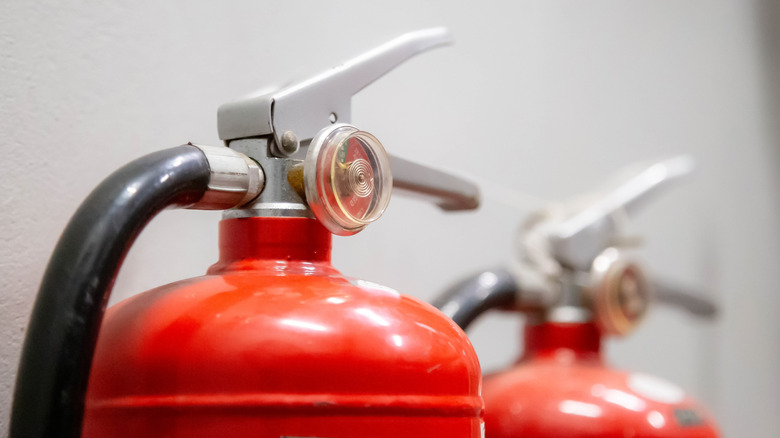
[330,136,377,221]
[590,252,650,336]
[305,124,392,236]
[614,266,649,325]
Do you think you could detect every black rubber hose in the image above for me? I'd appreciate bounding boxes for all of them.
[432,268,519,331]
[10,145,211,438]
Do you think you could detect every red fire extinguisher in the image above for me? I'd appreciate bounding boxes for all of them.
[434,156,719,437]
[10,28,484,438]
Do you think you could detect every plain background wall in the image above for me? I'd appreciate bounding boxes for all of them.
[1,1,778,436]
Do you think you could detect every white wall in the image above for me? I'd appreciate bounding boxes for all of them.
[1,1,778,436]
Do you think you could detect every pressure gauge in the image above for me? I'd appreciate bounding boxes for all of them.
[303,124,392,236]
[589,248,651,336]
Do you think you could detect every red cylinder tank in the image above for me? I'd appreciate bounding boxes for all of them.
[83,217,483,437]
[482,322,718,438]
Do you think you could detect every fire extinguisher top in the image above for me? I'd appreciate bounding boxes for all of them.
[436,156,716,338]
[217,28,480,235]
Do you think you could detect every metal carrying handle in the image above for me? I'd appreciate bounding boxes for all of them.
[218,27,453,147]
[550,155,696,270]
[651,279,718,318]
[390,155,480,211]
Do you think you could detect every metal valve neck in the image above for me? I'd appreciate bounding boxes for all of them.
[543,269,594,325]
[223,137,314,220]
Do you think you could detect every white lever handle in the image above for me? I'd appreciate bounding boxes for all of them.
[218,28,453,148]
[551,155,695,270]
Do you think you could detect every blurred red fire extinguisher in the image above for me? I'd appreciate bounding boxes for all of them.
[434,156,719,437]
[10,28,484,438]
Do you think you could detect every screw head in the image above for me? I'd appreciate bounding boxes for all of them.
[280,131,299,155]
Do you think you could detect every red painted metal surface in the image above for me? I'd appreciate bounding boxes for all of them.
[83,217,483,437]
[482,322,719,438]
